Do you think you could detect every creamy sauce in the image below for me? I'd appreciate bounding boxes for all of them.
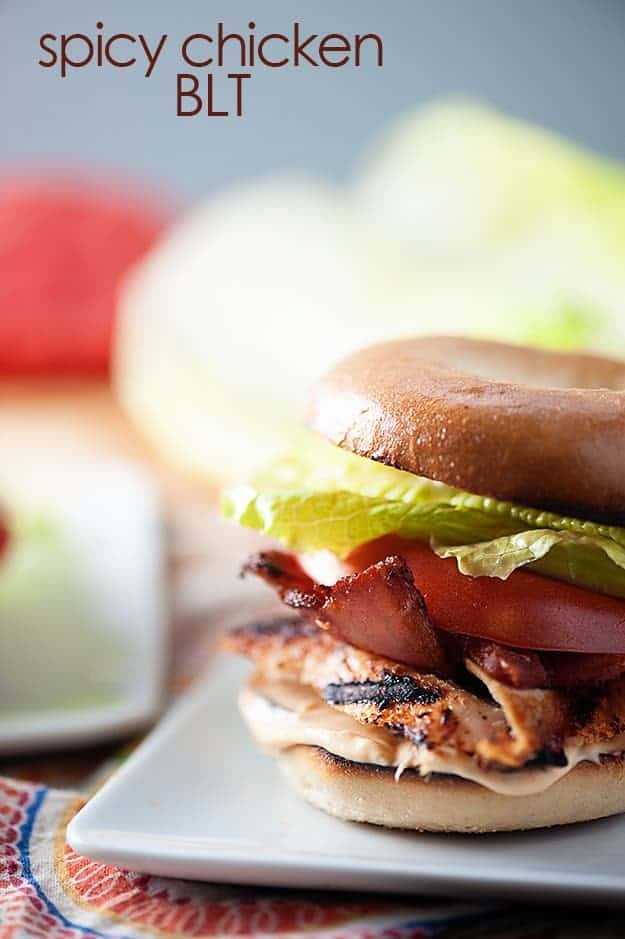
[241,676,625,797]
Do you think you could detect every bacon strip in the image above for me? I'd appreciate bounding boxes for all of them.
[543,651,625,687]
[243,551,625,689]
[466,639,625,689]
[241,551,325,608]
[465,640,549,690]
[243,551,448,673]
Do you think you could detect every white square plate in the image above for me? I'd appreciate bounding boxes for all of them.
[69,656,625,906]
[0,461,165,754]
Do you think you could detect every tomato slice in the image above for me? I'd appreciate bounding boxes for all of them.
[347,536,625,654]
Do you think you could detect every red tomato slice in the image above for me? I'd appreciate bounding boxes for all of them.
[348,536,625,655]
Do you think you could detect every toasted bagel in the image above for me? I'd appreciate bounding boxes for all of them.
[307,336,625,523]
[277,745,625,833]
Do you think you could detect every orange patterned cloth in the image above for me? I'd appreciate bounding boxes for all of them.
[3,777,625,939]
[0,776,494,937]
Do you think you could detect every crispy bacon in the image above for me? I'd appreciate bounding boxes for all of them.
[241,551,325,608]
[466,639,625,689]
[543,652,625,688]
[465,640,549,690]
[243,551,625,690]
[243,551,448,673]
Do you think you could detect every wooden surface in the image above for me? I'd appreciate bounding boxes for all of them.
[0,379,146,456]
[0,378,217,504]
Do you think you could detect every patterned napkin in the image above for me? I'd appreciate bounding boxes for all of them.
[0,776,494,938]
[4,776,625,939]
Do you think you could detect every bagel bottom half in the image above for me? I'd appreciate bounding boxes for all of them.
[274,745,625,833]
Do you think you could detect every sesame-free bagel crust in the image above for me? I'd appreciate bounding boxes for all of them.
[308,337,625,523]
[278,746,625,833]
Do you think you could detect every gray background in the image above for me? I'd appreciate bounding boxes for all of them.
[2,0,624,201]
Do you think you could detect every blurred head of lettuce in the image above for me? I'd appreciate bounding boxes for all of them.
[114,99,625,481]
[5,99,625,482]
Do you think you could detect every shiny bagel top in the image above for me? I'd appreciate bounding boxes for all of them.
[308,336,625,523]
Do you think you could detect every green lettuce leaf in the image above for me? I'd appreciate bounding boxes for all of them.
[434,531,625,597]
[221,435,625,596]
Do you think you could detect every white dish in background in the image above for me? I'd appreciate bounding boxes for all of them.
[69,656,625,906]
[0,461,165,754]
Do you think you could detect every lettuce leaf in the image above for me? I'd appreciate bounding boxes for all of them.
[434,531,625,597]
[222,435,625,596]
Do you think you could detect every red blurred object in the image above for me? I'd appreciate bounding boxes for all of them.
[0,517,8,559]
[0,174,172,375]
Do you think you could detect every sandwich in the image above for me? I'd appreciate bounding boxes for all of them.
[222,336,625,832]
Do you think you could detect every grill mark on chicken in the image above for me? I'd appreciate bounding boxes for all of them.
[526,748,569,769]
[231,615,317,641]
[324,673,442,709]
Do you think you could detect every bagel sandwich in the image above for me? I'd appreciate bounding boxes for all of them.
[222,336,625,832]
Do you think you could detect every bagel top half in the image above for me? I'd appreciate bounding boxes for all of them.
[307,336,625,525]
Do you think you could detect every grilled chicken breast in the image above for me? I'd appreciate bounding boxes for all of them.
[223,616,625,774]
